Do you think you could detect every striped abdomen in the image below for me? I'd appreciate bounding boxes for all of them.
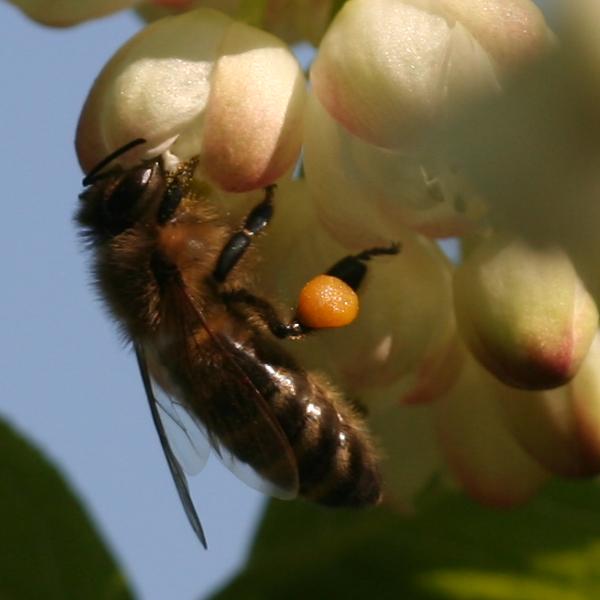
[211,332,382,507]
[285,371,381,506]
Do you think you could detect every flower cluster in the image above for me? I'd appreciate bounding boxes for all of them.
[13,0,600,508]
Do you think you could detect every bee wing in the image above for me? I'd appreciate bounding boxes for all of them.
[135,343,208,548]
[143,338,296,499]
[168,277,300,499]
[157,402,209,476]
[202,413,297,501]
[141,357,210,477]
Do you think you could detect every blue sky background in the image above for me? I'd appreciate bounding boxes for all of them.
[0,5,266,600]
[0,1,556,599]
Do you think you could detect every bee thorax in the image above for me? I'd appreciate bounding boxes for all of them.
[157,223,213,271]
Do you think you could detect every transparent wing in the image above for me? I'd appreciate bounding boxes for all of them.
[152,377,297,500]
[157,402,208,476]
[143,339,292,498]
[135,343,208,548]
[142,349,211,477]
[205,424,297,500]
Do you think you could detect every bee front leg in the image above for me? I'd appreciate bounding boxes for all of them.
[213,186,276,283]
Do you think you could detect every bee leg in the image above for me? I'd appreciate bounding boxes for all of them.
[213,186,276,283]
[279,243,400,334]
[223,243,400,339]
[222,288,308,338]
[324,242,401,291]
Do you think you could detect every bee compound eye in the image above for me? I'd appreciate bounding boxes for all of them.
[103,166,154,233]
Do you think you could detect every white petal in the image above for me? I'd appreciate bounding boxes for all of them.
[77,9,232,171]
[435,355,549,507]
[303,95,486,241]
[310,0,550,149]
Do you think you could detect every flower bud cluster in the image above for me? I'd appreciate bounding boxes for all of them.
[17,0,600,508]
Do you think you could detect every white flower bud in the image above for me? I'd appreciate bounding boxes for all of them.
[369,403,441,510]
[435,8,600,259]
[501,333,600,477]
[77,9,306,192]
[398,334,464,404]
[435,354,549,507]
[303,95,486,240]
[454,234,599,389]
[305,0,551,238]
[311,0,551,149]
[569,333,600,469]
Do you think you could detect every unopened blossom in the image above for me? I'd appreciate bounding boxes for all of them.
[438,1,600,299]
[500,333,600,478]
[435,352,549,508]
[311,0,552,149]
[369,401,441,510]
[425,0,600,497]
[76,8,306,192]
[454,234,599,389]
[303,94,487,241]
[304,0,553,246]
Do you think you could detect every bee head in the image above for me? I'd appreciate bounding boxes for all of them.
[77,160,166,240]
[77,139,172,240]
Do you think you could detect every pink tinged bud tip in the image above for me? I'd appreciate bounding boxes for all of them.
[76,9,306,193]
[454,235,598,391]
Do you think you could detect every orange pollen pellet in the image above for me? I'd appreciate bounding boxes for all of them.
[296,275,359,329]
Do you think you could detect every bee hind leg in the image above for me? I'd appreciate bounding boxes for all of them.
[324,243,401,290]
[221,243,401,340]
[213,186,276,283]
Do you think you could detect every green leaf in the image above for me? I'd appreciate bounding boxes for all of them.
[0,417,133,600]
[211,482,600,600]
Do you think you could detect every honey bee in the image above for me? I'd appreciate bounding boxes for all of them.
[77,138,399,547]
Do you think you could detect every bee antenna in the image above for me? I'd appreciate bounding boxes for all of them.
[82,138,147,187]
